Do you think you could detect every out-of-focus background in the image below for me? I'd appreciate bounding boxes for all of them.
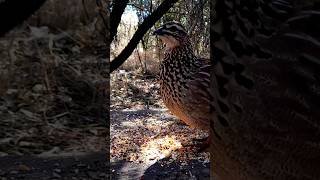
[0,0,109,179]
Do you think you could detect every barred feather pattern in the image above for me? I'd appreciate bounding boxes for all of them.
[159,38,213,130]
[210,0,320,179]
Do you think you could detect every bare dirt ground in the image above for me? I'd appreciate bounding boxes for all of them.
[110,70,210,179]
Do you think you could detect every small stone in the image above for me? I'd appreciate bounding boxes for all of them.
[32,84,45,92]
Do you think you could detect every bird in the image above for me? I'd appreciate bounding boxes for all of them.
[210,0,320,179]
[153,21,213,150]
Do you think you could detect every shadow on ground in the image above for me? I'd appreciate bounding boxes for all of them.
[111,157,209,180]
[0,152,107,179]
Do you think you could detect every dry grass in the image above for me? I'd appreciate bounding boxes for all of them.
[0,23,108,155]
[121,50,162,75]
[28,0,98,30]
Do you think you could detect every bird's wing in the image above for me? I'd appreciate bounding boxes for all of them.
[181,59,214,129]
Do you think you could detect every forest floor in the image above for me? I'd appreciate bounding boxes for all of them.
[0,26,108,179]
[110,70,210,179]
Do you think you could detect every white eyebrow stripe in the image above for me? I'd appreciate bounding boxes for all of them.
[165,24,184,30]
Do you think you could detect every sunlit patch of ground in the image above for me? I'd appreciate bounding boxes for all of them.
[110,70,209,175]
[140,135,182,161]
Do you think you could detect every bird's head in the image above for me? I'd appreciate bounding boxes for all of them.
[153,21,188,49]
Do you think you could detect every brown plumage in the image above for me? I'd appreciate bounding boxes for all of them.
[153,21,213,131]
[210,0,320,179]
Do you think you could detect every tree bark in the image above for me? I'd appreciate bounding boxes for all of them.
[110,0,129,42]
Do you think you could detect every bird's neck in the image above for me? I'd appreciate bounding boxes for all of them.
[161,40,202,83]
[164,41,199,67]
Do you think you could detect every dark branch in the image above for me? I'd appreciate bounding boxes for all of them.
[0,0,47,37]
[127,3,144,11]
[110,0,179,72]
[110,0,129,42]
